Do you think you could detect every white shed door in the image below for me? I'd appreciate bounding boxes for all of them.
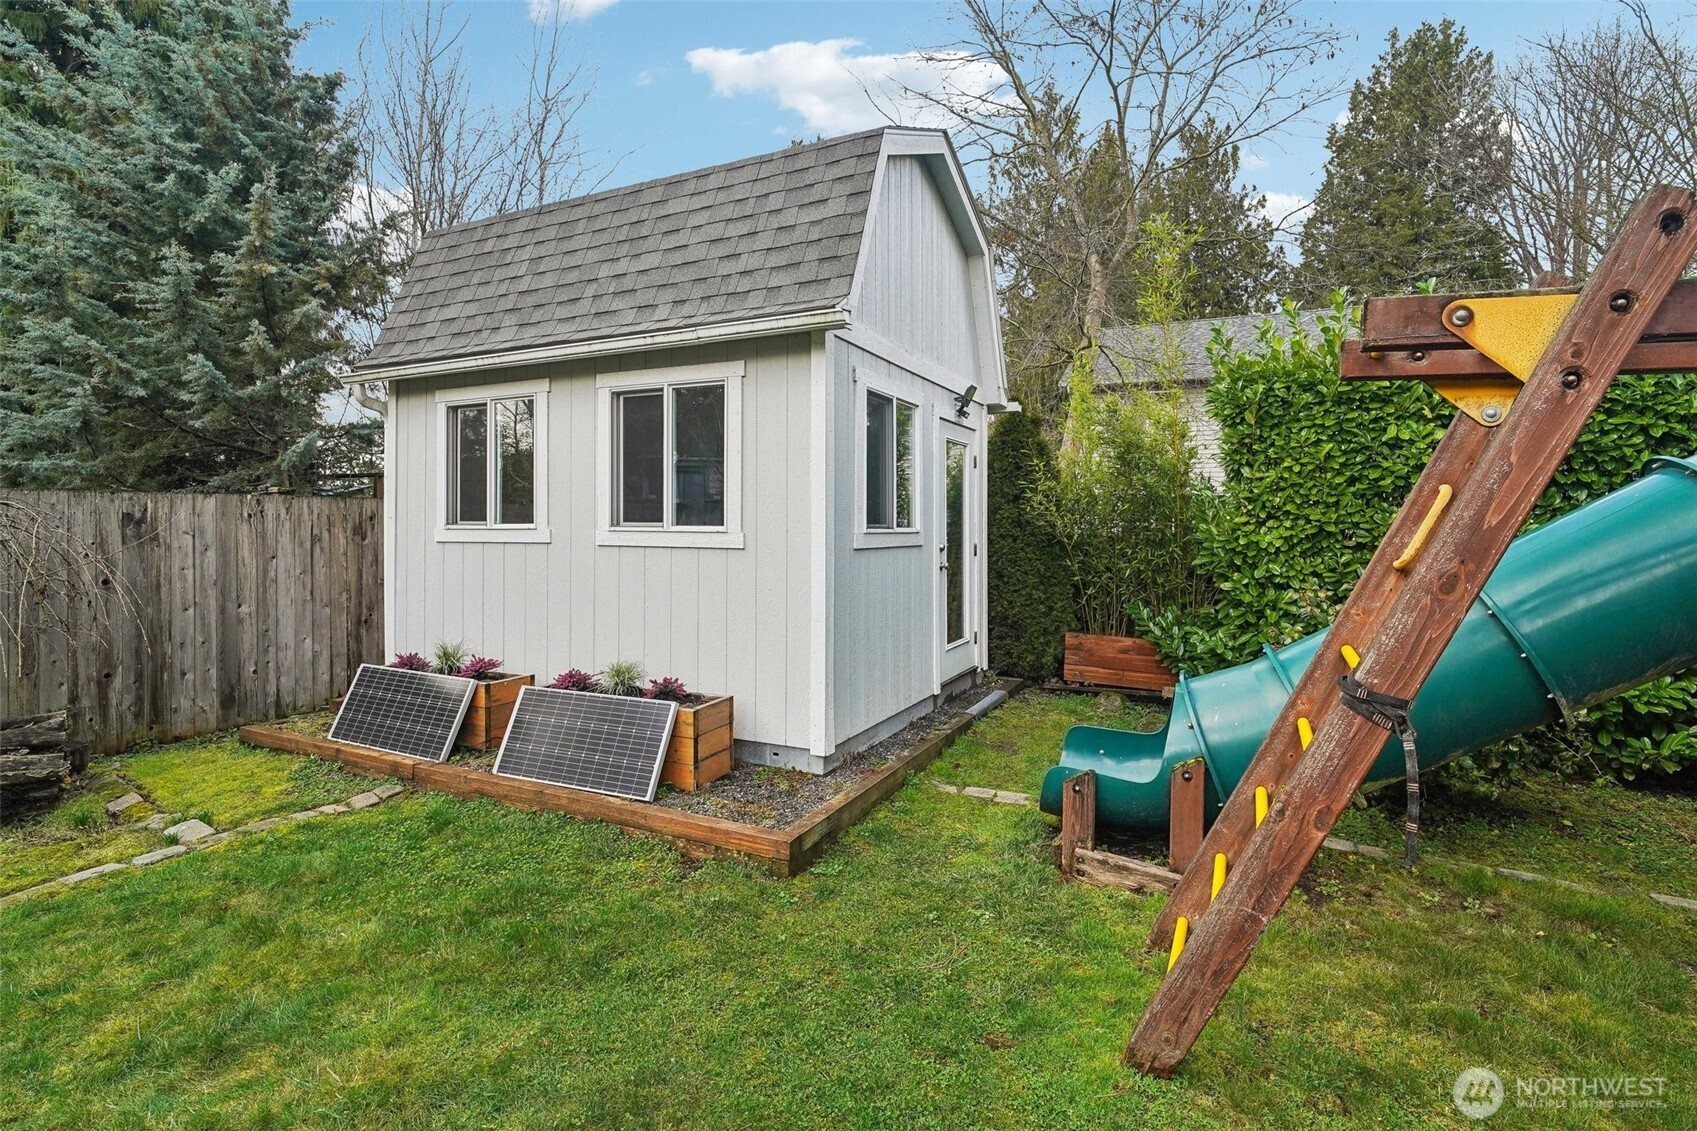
[936,421,978,686]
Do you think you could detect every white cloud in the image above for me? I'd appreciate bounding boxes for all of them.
[528,0,618,22]
[1259,191,1311,230]
[685,38,1001,135]
[634,68,657,87]
[1242,152,1269,171]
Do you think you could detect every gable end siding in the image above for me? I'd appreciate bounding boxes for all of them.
[851,156,983,383]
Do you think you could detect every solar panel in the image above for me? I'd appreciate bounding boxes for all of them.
[492,687,678,802]
[328,663,477,762]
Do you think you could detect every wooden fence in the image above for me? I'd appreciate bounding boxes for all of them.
[1,491,382,755]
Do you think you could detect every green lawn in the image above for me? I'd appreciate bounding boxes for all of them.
[3,693,1694,1129]
[0,731,373,897]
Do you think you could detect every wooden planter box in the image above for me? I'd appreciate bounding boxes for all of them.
[1063,633,1177,697]
[660,695,733,791]
[456,673,534,751]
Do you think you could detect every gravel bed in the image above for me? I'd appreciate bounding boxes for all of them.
[654,683,1002,827]
[265,683,1004,830]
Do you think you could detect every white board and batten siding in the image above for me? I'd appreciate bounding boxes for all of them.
[826,150,994,754]
[386,336,816,758]
[826,340,987,754]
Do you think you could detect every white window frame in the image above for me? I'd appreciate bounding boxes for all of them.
[596,361,744,549]
[853,368,923,549]
[434,378,550,543]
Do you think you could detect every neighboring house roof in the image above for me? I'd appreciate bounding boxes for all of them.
[1093,309,1332,388]
[355,128,890,375]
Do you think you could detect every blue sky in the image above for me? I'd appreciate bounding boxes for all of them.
[291,0,1623,228]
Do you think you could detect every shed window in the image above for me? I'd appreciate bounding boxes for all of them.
[614,382,727,529]
[865,391,916,531]
[447,395,535,526]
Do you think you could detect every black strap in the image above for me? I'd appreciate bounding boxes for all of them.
[1337,672,1422,865]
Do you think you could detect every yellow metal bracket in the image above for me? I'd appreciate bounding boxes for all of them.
[1435,293,1578,426]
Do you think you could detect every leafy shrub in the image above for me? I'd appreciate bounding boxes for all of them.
[986,411,1075,678]
[1146,297,1697,782]
[458,656,502,680]
[644,676,690,703]
[549,669,599,692]
[599,660,645,698]
[431,641,468,676]
[391,652,430,671]
[1030,351,1215,638]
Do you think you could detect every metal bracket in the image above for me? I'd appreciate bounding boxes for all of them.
[1433,294,1578,426]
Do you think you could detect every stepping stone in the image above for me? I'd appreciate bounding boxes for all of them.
[371,783,405,801]
[1651,892,1697,912]
[196,832,233,849]
[236,817,287,834]
[1495,867,1548,884]
[313,803,350,816]
[991,790,1031,806]
[286,810,321,821]
[961,786,997,800]
[62,861,131,885]
[1353,844,1390,860]
[163,819,216,844]
[140,813,182,831]
[132,845,190,867]
[106,792,144,818]
[345,792,383,810]
[1323,837,1358,853]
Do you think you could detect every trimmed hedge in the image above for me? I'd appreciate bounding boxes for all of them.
[987,411,1075,679]
[1144,300,1697,780]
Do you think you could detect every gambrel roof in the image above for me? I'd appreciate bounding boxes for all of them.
[355,129,890,374]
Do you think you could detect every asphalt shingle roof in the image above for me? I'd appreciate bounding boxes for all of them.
[1093,309,1333,387]
[356,129,893,371]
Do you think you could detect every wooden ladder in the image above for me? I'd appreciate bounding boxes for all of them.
[1125,186,1697,1077]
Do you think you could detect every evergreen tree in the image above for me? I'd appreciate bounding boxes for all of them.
[1296,20,1515,299]
[0,0,389,490]
[987,411,1074,679]
[1140,124,1289,318]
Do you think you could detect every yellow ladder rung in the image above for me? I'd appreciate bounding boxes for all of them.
[1210,853,1227,901]
[1167,916,1189,972]
[1297,716,1314,749]
[1341,644,1361,670]
[1255,786,1269,827]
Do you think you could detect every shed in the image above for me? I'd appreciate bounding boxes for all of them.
[352,128,1010,773]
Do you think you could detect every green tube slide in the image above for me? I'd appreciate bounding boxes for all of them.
[1039,455,1697,832]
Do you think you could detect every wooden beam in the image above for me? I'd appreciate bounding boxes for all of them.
[1147,413,1492,952]
[1356,278,1697,351]
[1059,770,1096,876]
[1125,186,1697,1078]
[1167,760,1207,872]
[1340,337,1697,381]
[1073,849,1180,895]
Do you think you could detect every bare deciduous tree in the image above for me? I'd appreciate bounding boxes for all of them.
[1499,13,1697,284]
[350,0,599,260]
[914,0,1346,351]
[0,497,145,681]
